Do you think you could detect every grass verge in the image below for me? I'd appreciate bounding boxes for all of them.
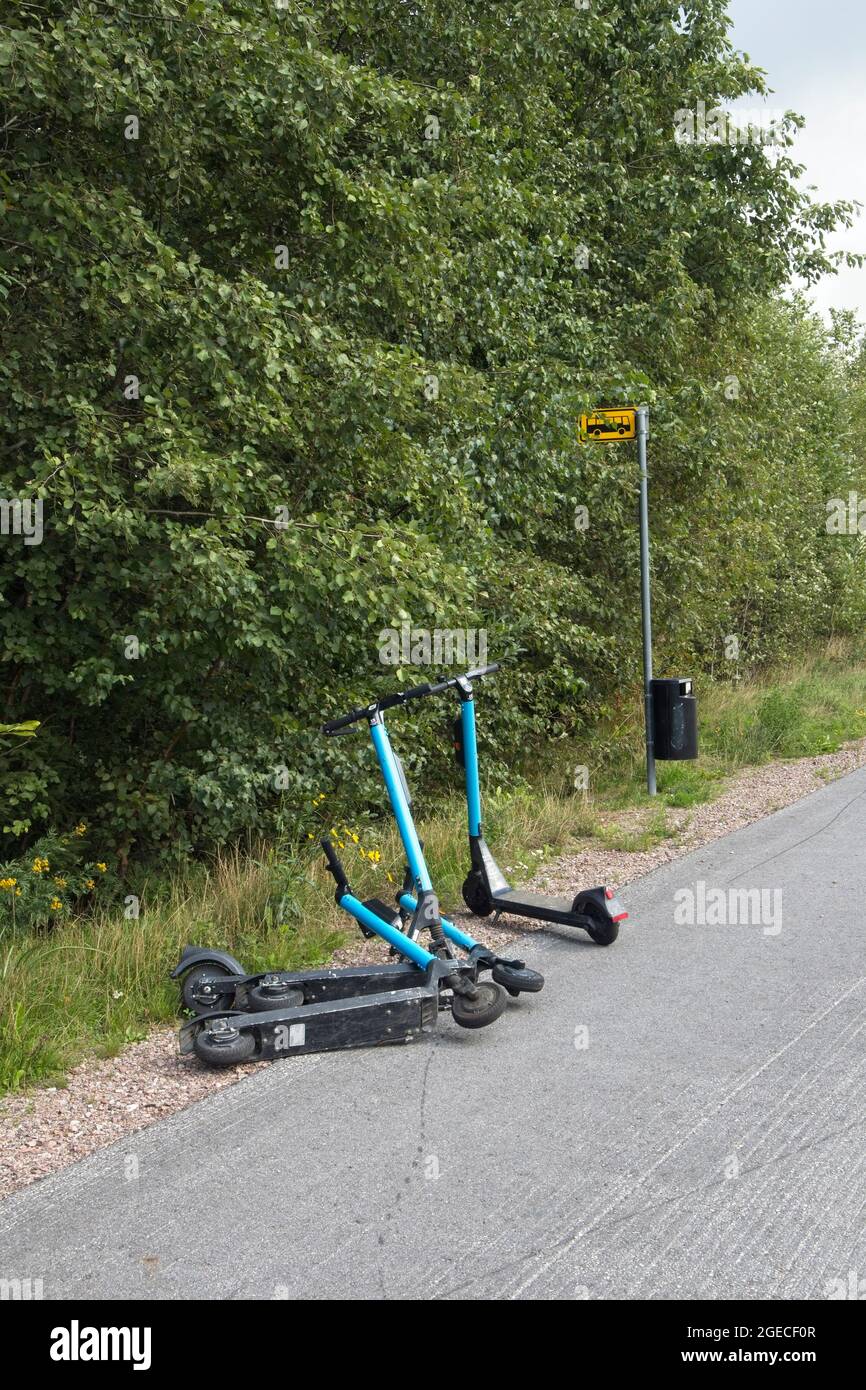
[2,639,865,1094]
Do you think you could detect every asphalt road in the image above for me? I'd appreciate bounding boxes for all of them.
[3,767,865,1300]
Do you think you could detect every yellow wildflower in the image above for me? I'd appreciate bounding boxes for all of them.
[96,862,107,873]
[74,823,87,836]
[54,876,67,888]
[49,897,62,911]
[86,879,96,891]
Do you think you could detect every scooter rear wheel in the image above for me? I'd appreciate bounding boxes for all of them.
[181,963,237,1014]
[582,906,620,946]
[462,872,494,917]
[587,921,619,945]
[451,981,506,1029]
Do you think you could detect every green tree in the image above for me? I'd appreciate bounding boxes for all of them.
[1,1,862,861]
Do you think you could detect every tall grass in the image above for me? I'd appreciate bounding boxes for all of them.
[703,644,866,767]
[2,641,865,1093]
[0,847,347,1092]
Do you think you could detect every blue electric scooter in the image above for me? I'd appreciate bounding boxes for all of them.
[321,680,545,999]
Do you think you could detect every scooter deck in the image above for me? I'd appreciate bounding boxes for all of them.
[276,961,426,1003]
[492,889,580,925]
[180,977,440,1059]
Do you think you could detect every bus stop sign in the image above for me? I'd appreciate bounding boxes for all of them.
[579,407,637,442]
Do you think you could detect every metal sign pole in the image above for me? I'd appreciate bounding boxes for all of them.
[636,405,656,795]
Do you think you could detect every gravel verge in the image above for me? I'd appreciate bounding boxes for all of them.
[2,735,865,1200]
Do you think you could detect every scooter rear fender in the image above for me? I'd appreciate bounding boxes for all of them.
[170,944,246,980]
[572,887,628,922]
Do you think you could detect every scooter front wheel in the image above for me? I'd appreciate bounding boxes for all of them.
[193,1020,257,1068]
[451,981,506,1029]
[462,872,494,917]
[247,979,305,1011]
[492,962,545,994]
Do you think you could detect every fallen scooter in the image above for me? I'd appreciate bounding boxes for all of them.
[174,940,450,1067]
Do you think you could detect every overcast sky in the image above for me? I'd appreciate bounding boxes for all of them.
[726,0,866,321]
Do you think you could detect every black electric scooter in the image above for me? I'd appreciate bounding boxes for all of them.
[447,664,628,943]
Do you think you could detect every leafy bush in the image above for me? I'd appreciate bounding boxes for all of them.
[1,1,864,868]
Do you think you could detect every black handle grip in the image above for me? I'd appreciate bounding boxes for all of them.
[320,837,348,891]
[322,704,370,735]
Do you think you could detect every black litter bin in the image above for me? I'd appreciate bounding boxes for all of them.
[651,678,698,760]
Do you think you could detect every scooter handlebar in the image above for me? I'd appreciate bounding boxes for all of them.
[321,662,502,734]
[424,662,500,696]
[321,682,434,734]
[321,704,372,735]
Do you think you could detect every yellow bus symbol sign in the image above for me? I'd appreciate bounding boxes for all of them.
[579,407,637,442]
